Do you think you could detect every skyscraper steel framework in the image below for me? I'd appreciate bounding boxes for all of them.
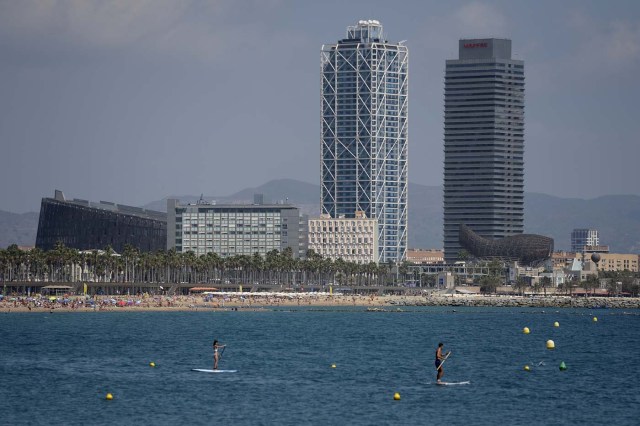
[321,20,408,263]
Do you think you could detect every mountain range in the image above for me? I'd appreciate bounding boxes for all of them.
[2,178,639,253]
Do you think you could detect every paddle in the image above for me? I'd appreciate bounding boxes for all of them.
[436,351,451,371]
[219,345,226,361]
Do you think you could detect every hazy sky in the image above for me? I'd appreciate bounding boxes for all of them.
[1,0,639,213]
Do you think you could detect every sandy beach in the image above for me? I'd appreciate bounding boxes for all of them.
[2,292,640,312]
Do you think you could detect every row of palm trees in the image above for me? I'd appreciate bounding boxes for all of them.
[0,243,409,288]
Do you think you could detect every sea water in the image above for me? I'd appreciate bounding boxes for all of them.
[1,307,639,425]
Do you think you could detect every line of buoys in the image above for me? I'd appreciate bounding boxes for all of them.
[523,327,530,334]
[393,392,401,400]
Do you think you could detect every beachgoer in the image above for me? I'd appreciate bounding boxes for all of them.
[213,339,226,370]
[435,342,450,383]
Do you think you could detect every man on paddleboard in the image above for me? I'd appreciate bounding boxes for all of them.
[435,343,451,383]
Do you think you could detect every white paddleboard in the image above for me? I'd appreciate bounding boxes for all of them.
[436,381,470,386]
[191,369,237,373]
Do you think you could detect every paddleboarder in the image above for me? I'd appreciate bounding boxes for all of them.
[213,340,226,370]
[435,342,451,383]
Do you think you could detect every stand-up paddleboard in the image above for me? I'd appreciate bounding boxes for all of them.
[191,369,237,373]
[436,381,470,386]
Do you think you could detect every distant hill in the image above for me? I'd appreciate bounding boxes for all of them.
[3,180,640,253]
[0,210,39,248]
[142,178,319,212]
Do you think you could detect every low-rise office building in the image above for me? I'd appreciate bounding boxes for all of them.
[571,228,599,253]
[36,190,167,253]
[167,197,306,258]
[307,212,378,264]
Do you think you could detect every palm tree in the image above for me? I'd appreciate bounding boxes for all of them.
[540,276,552,297]
[513,276,528,296]
[583,274,599,297]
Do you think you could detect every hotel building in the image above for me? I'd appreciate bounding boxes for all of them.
[167,198,306,258]
[321,20,408,263]
[307,211,378,264]
[443,39,525,262]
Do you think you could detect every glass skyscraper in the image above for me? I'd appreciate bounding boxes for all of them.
[321,20,408,263]
[443,39,525,263]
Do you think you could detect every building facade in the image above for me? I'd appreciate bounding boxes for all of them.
[571,228,599,253]
[406,249,444,265]
[443,39,525,262]
[587,253,638,272]
[552,251,638,273]
[321,20,408,264]
[167,199,305,258]
[307,211,378,264]
[36,190,167,253]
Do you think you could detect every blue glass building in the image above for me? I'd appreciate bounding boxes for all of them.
[321,20,408,263]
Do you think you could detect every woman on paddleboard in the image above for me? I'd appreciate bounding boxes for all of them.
[435,342,450,383]
[213,340,226,370]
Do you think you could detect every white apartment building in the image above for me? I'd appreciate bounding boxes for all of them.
[308,211,378,264]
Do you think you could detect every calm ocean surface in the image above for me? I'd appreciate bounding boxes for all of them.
[1,307,639,425]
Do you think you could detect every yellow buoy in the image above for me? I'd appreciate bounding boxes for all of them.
[106,393,113,400]
[546,340,555,350]
[394,392,401,400]
[593,317,598,322]
[524,365,530,371]
[553,322,559,327]
[523,327,530,334]
[149,362,156,367]
[331,364,336,368]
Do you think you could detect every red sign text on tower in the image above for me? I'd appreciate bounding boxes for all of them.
[464,42,488,48]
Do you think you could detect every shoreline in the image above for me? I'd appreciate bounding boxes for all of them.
[2,293,639,313]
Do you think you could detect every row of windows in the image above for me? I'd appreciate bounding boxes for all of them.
[309,245,375,256]
[310,236,372,244]
[180,212,281,219]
